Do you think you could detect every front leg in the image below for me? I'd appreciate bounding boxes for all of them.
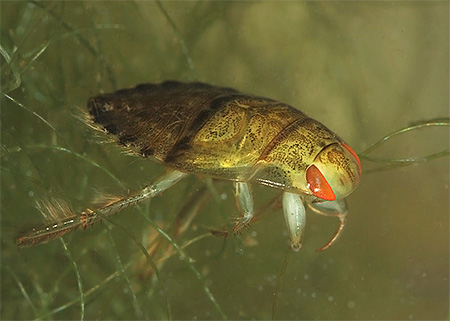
[282,192,306,251]
[233,181,254,232]
[307,199,348,252]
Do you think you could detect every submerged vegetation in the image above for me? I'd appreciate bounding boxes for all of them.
[1,1,448,320]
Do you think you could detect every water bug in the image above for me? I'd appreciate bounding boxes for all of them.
[17,81,361,251]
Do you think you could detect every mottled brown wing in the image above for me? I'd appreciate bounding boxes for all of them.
[163,97,308,179]
[87,81,241,161]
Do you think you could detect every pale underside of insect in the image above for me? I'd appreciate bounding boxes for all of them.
[17,81,361,252]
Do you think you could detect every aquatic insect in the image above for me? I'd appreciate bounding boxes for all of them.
[17,81,361,251]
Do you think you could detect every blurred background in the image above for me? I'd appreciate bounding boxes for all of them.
[1,1,448,320]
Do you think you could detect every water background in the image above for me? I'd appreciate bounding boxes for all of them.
[1,2,449,319]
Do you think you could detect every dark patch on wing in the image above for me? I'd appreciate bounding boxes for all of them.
[87,81,245,161]
[141,147,155,157]
[88,97,119,135]
[164,136,191,162]
[188,109,214,131]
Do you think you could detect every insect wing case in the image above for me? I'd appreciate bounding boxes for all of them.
[88,81,360,199]
[88,82,237,161]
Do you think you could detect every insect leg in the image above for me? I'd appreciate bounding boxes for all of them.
[233,182,254,232]
[282,192,306,252]
[80,170,189,228]
[307,199,348,252]
[116,169,189,212]
[17,170,188,247]
[144,170,189,198]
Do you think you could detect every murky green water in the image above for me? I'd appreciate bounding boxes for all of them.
[1,1,448,320]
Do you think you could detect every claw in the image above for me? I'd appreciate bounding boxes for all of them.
[232,214,252,233]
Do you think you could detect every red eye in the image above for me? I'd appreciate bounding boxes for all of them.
[306,165,336,201]
[342,143,361,172]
